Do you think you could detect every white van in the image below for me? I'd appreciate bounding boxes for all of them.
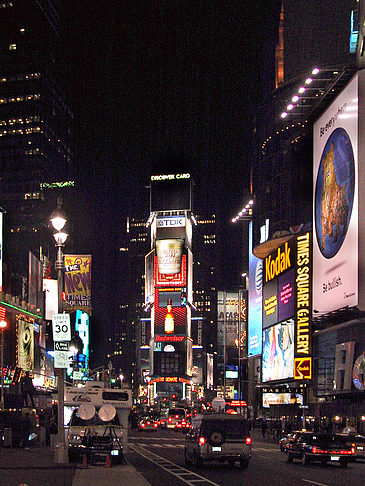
[65,382,132,463]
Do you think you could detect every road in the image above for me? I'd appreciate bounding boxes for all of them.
[126,428,364,486]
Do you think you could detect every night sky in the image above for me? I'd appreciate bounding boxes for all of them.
[61,1,281,365]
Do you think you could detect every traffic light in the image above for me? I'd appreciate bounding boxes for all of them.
[171,394,176,400]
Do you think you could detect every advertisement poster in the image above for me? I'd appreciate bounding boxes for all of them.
[248,221,263,356]
[217,291,246,347]
[17,318,34,371]
[64,255,92,315]
[261,319,295,382]
[313,74,358,314]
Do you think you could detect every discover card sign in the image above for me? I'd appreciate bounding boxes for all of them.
[313,74,358,314]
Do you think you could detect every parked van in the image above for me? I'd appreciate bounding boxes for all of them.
[65,382,132,463]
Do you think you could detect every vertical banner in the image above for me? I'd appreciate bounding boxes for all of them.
[313,74,358,314]
[64,255,92,315]
[248,221,263,356]
[17,317,34,371]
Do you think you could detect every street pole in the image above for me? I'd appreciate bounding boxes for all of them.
[54,241,68,463]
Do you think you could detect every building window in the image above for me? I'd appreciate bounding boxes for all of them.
[9,43,16,50]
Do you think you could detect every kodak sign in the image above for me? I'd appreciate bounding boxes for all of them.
[265,242,291,283]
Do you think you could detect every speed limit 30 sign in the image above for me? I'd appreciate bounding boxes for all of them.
[52,313,71,342]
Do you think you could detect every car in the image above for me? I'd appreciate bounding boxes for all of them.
[175,418,191,432]
[335,433,365,461]
[157,416,167,427]
[286,431,355,467]
[166,407,187,429]
[138,417,159,431]
[279,431,301,452]
[184,413,252,469]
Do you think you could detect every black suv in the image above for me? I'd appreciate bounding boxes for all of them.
[184,413,252,469]
[286,431,355,467]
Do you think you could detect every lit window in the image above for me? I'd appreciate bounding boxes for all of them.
[9,43,16,50]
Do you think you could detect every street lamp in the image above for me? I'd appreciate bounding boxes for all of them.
[0,319,7,410]
[50,198,68,464]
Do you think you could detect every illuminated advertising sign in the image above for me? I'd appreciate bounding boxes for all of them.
[313,74,358,314]
[278,269,294,322]
[28,251,43,315]
[294,233,312,380]
[154,255,187,287]
[64,255,92,315]
[248,220,263,356]
[157,216,185,228]
[217,291,247,347]
[262,280,278,329]
[17,317,35,371]
[154,288,186,334]
[262,392,303,408]
[145,250,155,304]
[207,353,214,390]
[156,239,184,274]
[262,319,295,382]
[75,310,89,360]
[43,279,58,320]
[265,241,292,284]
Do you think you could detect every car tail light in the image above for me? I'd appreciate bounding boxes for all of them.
[175,415,179,419]
[312,446,317,454]
[351,447,355,454]
[154,423,158,428]
[141,423,145,428]
[245,437,252,445]
[168,417,172,422]
[199,437,206,445]
[147,421,151,425]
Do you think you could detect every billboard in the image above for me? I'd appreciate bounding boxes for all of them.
[217,291,247,347]
[145,250,155,304]
[262,319,295,382]
[313,74,358,314]
[64,255,92,314]
[248,220,263,356]
[17,317,35,371]
[262,392,303,408]
[43,279,58,320]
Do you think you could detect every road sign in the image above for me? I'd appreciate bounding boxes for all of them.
[52,313,71,342]
[54,341,69,369]
[294,357,312,380]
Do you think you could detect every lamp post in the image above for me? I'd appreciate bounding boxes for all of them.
[0,319,7,410]
[50,198,68,464]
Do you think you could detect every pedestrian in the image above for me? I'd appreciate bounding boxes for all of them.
[261,418,268,438]
[49,415,58,447]
[21,371,36,408]
[21,412,32,449]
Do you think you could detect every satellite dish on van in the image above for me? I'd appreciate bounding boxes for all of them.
[99,404,117,422]
[78,402,96,420]
[211,397,226,412]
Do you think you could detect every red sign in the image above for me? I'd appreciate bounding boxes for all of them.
[0,306,6,321]
[155,335,185,342]
[154,255,187,287]
[227,400,247,407]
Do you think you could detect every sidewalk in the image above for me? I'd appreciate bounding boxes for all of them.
[0,446,151,486]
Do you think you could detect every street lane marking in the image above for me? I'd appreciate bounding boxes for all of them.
[302,480,330,486]
[130,444,221,486]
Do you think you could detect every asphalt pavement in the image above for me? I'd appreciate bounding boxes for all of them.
[0,445,151,486]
